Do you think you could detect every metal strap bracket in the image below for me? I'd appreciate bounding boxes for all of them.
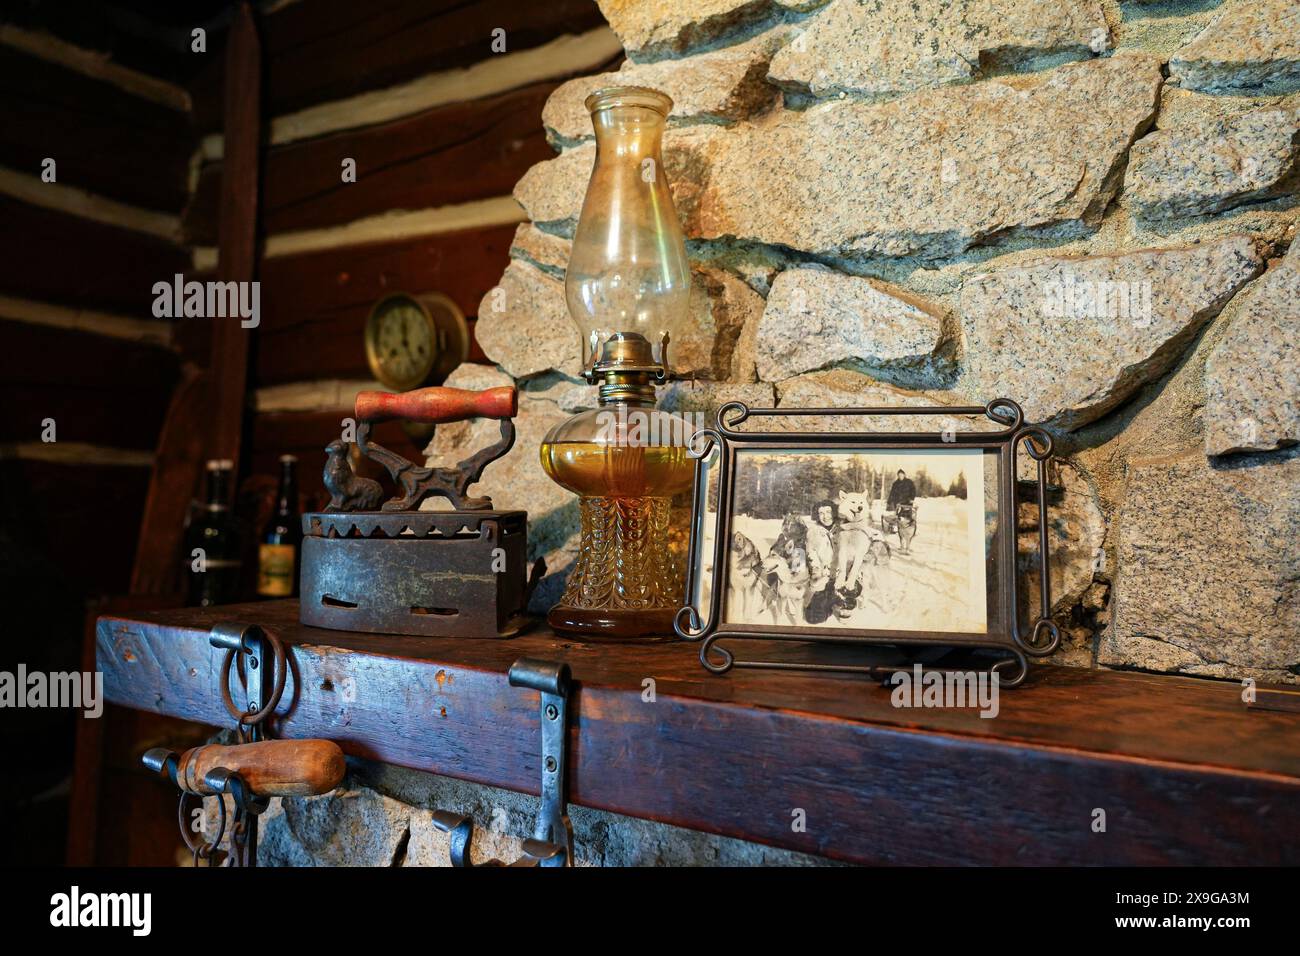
[431,657,573,867]
[210,622,285,740]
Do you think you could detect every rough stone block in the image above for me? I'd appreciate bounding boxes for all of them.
[1101,446,1300,683]
[960,236,1263,430]
[1205,242,1300,456]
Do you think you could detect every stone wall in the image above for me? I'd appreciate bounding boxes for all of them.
[239,759,832,867]
[431,0,1300,684]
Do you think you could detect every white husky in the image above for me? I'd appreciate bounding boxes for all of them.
[832,490,895,620]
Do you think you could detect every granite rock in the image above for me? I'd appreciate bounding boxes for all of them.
[509,222,570,277]
[685,265,768,381]
[257,784,413,867]
[773,367,999,434]
[756,265,951,385]
[542,29,786,144]
[1101,446,1300,683]
[768,0,1109,98]
[1153,87,1300,130]
[659,380,776,421]
[1205,242,1300,456]
[252,760,836,866]
[1127,106,1300,221]
[475,259,582,379]
[595,0,813,61]
[517,55,1163,261]
[960,236,1264,430]
[1169,0,1300,95]
[489,228,754,380]
[1016,461,1106,625]
[511,142,596,232]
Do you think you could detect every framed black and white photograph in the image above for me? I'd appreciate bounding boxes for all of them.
[721,448,987,633]
[677,399,1060,685]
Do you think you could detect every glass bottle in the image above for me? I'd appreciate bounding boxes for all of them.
[257,454,301,598]
[540,86,696,638]
[185,459,242,607]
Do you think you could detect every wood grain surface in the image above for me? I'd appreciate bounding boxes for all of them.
[97,600,1300,865]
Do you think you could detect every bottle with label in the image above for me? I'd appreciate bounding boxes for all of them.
[185,459,242,606]
[257,454,301,598]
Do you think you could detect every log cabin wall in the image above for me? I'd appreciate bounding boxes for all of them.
[0,8,200,865]
[186,0,618,503]
[0,0,617,864]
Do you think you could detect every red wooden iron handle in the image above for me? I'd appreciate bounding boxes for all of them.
[355,385,517,424]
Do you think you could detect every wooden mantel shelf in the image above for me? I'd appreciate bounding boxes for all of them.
[97,601,1300,865]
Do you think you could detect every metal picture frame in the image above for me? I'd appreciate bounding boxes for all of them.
[673,398,1060,687]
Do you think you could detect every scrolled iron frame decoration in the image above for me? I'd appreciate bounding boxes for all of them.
[674,398,1059,687]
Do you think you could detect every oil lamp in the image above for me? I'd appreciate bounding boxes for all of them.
[540,87,697,638]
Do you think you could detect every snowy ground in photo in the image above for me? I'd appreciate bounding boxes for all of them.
[723,496,986,633]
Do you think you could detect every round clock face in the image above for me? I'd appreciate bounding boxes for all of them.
[366,295,435,390]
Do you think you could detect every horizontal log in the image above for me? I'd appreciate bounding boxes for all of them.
[184,82,558,245]
[1,385,169,451]
[0,48,193,211]
[0,294,172,345]
[1,3,213,90]
[0,198,188,314]
[7,459,151,596]
[0,318,177,391]
[0,308,178,449]
[98,600,1300,865]
[190,0,608,130]
[253,225,509,388]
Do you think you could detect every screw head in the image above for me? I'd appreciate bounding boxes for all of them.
[248,657,259,669]
[545,756,557,773]
[545,703,558,720]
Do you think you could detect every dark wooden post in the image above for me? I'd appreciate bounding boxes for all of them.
[210,0,261,475]
[73,4,264,864]
[129,1,262,596]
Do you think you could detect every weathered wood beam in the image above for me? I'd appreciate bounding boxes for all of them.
[208,0,261,475]
[98,601,1300,866]
[0,23,193,109]
[129,366,208,597]
[130,3,262,598]
[250,224,512,388]
[0,320,178,449]
[0,294,171,346]
[190,0,611,131]
[184,81,558,244]
[0,198,187,314]
[0,47,193,210]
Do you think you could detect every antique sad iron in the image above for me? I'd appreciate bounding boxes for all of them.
[300,384,542,638]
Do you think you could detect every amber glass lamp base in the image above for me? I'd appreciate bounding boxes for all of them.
[540,492,688,641]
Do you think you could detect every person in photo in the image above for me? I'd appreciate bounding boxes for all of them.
[804,499,838,624]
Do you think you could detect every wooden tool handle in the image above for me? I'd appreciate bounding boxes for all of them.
[174,739,345,797]
[355,385,517,424]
